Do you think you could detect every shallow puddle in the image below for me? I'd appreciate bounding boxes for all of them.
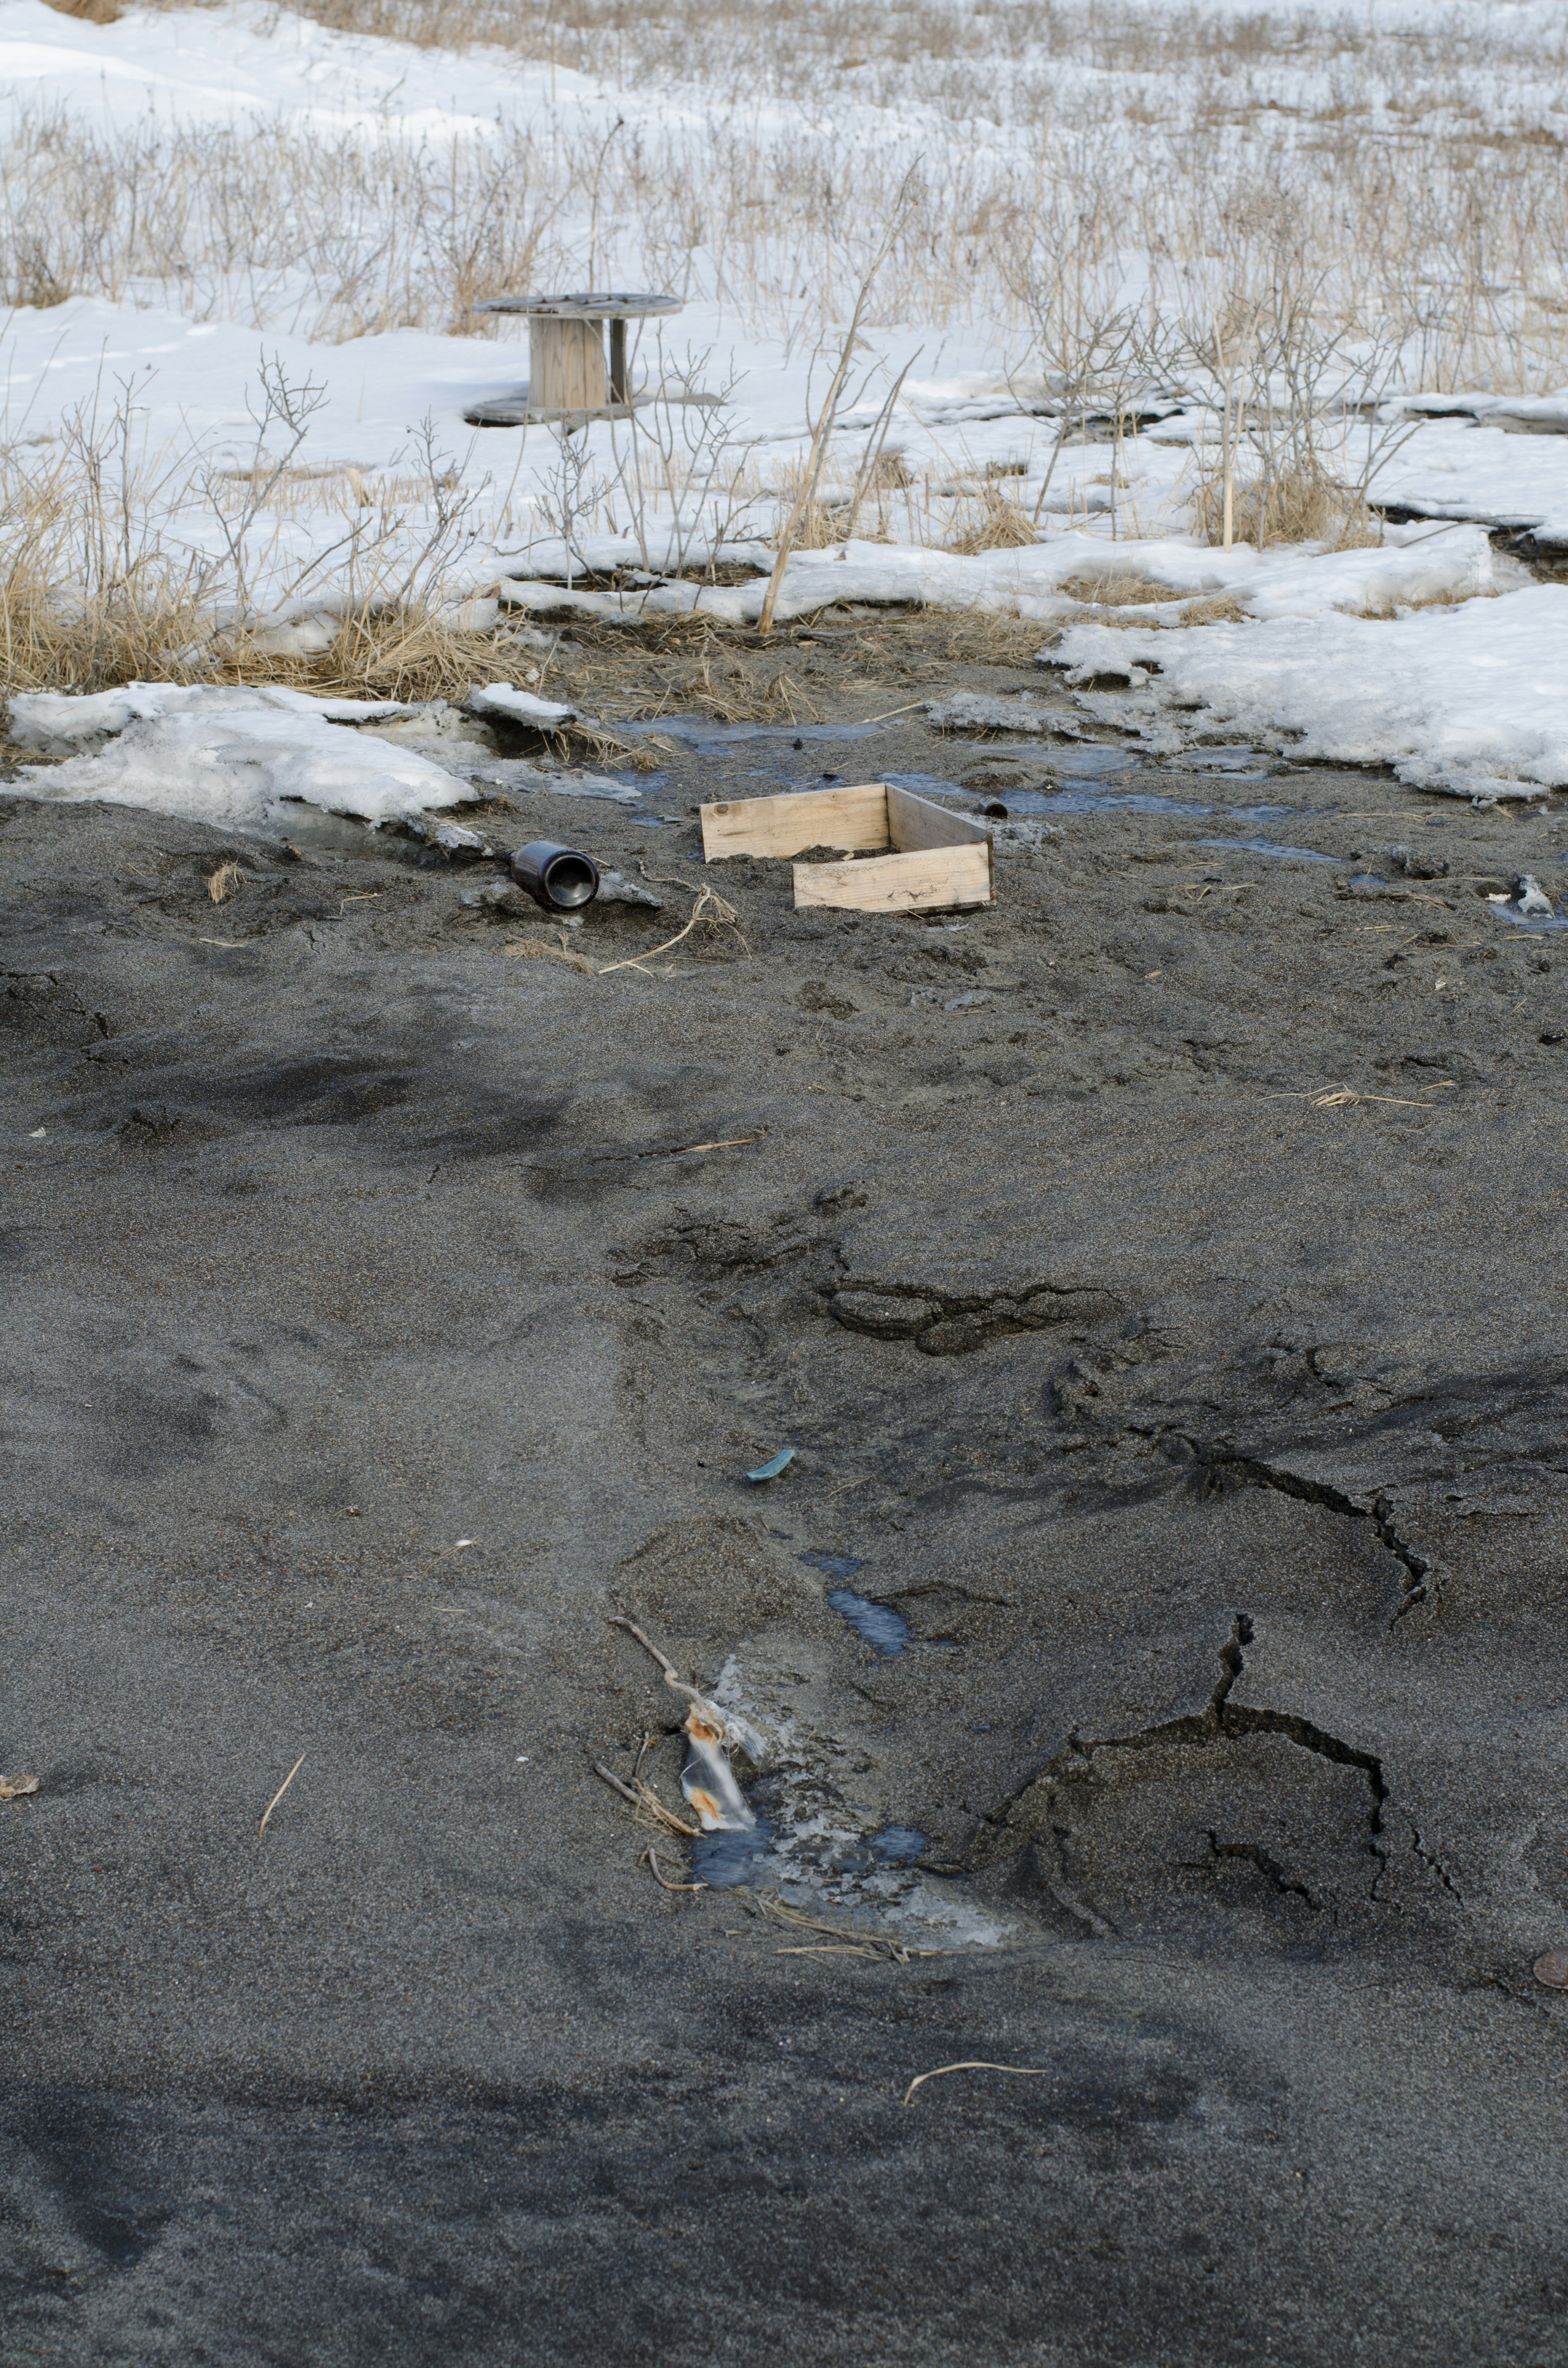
[615,715,885,751]
[692,1820,777,1888]
[827,1588,911,1656]
[1033,788,1213,817]
[958,742,1138,776]
[1183,746,1273,782]
[1201,834,1339,865]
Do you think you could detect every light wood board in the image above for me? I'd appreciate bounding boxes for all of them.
[700,782,891,861]
[791,840,993,912]
[886,783,991,852]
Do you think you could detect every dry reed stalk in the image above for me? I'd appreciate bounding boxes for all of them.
[902,2060,1052,2106]
[757,161,924,635]
[257,1754,307,1840]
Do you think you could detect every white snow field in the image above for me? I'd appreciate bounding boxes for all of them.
[4,0,1568,814]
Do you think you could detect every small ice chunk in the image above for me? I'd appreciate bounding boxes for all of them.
[926,691,1060,734]
[596,869,664,909]
[467,682,579,728]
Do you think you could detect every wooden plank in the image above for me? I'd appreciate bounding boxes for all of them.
[886,783,991,852]
[791,841,993,913]
[700,782,890,862]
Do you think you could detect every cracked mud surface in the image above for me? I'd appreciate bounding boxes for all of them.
[4,650,1568,2365]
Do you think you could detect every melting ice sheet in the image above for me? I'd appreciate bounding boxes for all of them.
[704,1657,1011,1947]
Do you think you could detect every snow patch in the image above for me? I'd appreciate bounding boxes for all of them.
[6,682,477,829]
[1045,586,1568,803]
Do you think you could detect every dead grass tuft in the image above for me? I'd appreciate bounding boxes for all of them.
[206,861,243,904]
[44,0,120,19]
[946,485,1038,553]
[1355,584,1502,620]
[1178,593,1251,625]
[864,448,915,493]
[1193,462,1381,552]
[1058,572,1183,607]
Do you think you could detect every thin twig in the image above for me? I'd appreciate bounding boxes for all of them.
[641,1846,707,1894]
[597,881,748,975]
[757,1892,944,1964]
[606,1616,680,1679]
[258,1753,306,1840]
[662,1133,766,1156]
[903,2061,1053,2107]
[593,1759,702,1838]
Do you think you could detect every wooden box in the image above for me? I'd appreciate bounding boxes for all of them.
[699,781,993,912]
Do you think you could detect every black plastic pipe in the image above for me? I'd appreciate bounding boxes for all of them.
[509,841,600,910]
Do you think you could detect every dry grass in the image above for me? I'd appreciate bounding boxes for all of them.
[1178,593,1250,625]
[1192,460,1381,551]
[1354,584,1504,621]
[7,0,1568,385]
[946,485,1038,553]
[6,0,1558,689]
[1057,571,1182,606]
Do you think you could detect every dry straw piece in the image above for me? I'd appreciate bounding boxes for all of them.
[757,1892,945,1965]
[640,1846,708,1893]
[1296,1082,1458,1110]
[594,1761,702,1839]
[499,934,596,974]
[206,861,243,904]
[903,2061,1054,2107]
[257,1753,307,1840]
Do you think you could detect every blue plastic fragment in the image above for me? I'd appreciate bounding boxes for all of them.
[746,1447,796,1483]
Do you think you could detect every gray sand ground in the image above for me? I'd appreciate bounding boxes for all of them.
[3,640,1568,2364]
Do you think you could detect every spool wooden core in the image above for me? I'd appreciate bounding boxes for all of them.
[528,316,608,413]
